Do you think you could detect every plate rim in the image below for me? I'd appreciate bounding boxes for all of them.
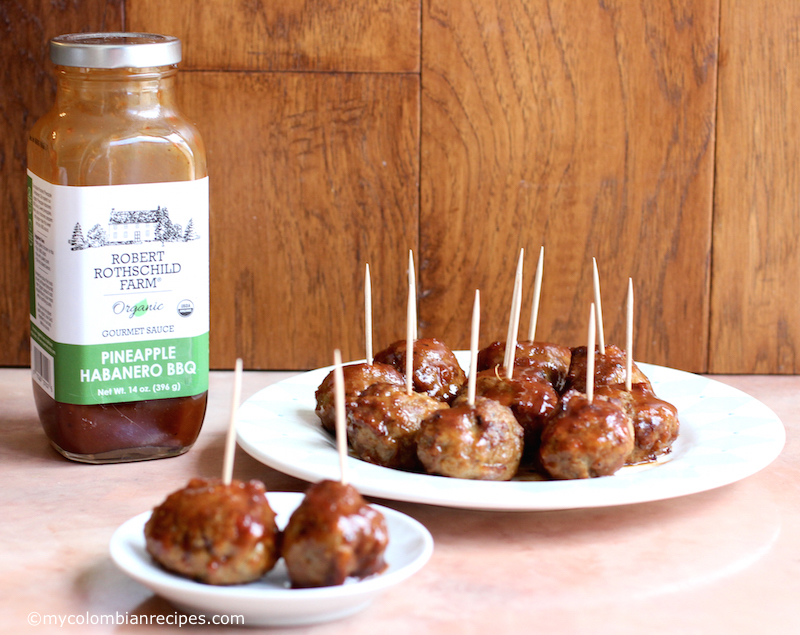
[109,492,434,625]
[236,359,786,511]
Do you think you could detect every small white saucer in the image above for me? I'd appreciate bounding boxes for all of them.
[110,492,433,627]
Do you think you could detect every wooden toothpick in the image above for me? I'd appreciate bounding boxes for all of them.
[527,246,544,341]
[592,258,606,355]
[468,290,480,407]
[333,349,348,485]
[408,250,417,341]
[626,278,633,392]
[222,358,244,485]
[504,248,524,379]
[365,263,373,365]
[406,252,415,395]
[586,304,596,404]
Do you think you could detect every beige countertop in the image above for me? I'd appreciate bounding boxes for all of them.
[1,368,798,634]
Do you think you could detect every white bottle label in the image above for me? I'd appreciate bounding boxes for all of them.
[27,172,209,405]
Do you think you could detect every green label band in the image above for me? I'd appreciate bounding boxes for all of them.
[31,328,209,405]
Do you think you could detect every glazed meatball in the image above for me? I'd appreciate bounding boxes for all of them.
[416,396,524,480]
[453,367,559,463]
[315,362,405,434]
[144,478,280,585]
[563,345,651,394]
[373,338,466,404]
[282,480,389,588]
[347,382,449,470]
[595,383,679,465]
[477,341,572,392]
[539,390,634,479]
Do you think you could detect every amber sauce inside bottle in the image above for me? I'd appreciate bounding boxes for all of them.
[28,62,208,463]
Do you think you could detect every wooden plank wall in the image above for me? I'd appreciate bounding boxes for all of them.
[420,1,717,374]
[1,0,797,374]
[1,0,125,366]
[710,1,800,373]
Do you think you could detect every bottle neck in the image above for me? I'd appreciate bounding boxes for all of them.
[54,65,179,115]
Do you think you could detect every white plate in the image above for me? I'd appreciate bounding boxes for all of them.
[109,492,433,627]
[236,356,786,511]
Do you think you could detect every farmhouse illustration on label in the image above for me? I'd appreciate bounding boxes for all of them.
[68,206,199,250]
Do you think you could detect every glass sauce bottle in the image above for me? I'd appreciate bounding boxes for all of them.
[27,33,209,463]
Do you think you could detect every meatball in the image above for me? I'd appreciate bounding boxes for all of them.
[563,345,651,394]
[347,382,449,470]
[373,338,466,404]
[416,396,524,480]
[539,390,634,479]
[144,477,280,585]
[282,480,389,588]
[315,362,405,434]
[595,383,679,465]
[477,341,572,392]
[453,367,559,463]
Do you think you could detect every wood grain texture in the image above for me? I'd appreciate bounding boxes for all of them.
[710,1,800,373]
[127,0,420,72]
[0,0,123,367]
[420,0,719,372]
[177,72,420,369]
[4,0,798,375]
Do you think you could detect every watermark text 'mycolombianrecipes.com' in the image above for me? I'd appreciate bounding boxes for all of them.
[28,611,245,627]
